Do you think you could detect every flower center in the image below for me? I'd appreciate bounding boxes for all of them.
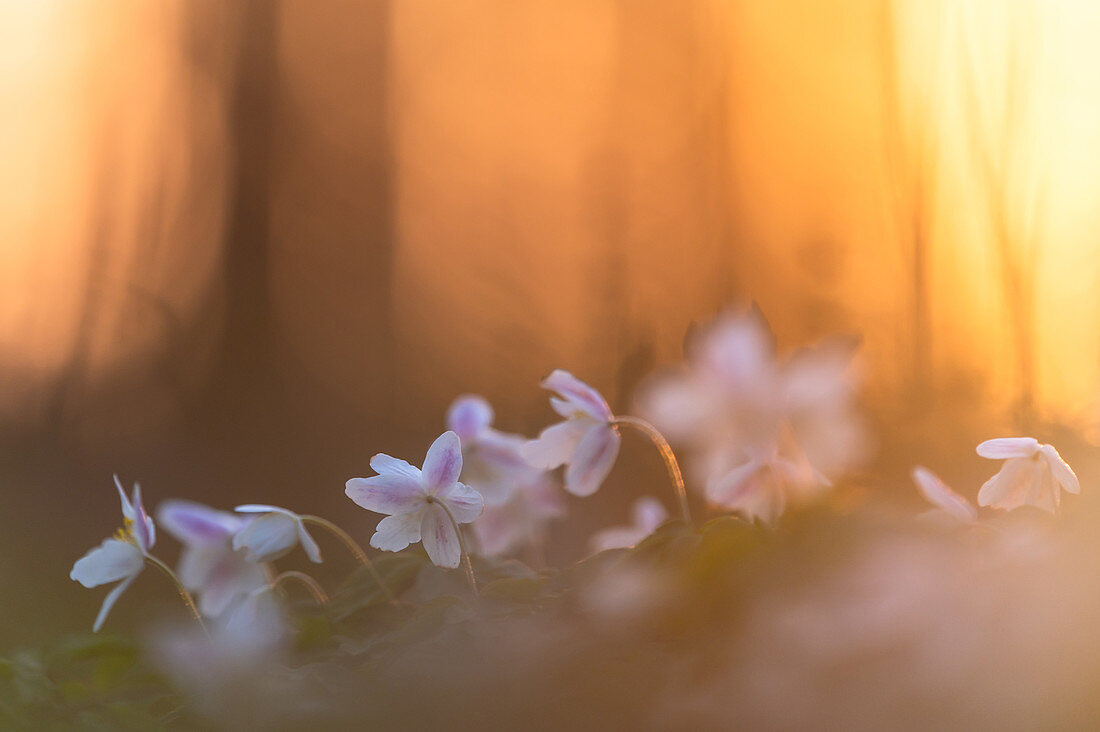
[113,517,136,545]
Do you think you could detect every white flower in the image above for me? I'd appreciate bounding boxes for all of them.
[976,438,1080,513]
[638,310,866,522]
[475,474,565,557]
[158,500,269,617]
[590,497,669,552]
[232,505,322,563]
[521,370,621,497]
[70,476,156,632]
[705,438,823,524]
[911,466,978,524]
[345,430,484,569]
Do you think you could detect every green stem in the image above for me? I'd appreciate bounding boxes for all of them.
[271,570,329,606]
[301,515,397,603]
[435,501,479,598]
[611,416,693,525]
[145,555,208,636]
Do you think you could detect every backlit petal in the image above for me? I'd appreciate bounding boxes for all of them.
[422,431,463,491]
[232,513,298,562]
[976,437,1040,460]
[438,481,484,524]
[564,425,620,497]
[114,474,134,520]
[447,395,494,441]
[71,539,144,588]
[420,503,461,569]
[521,420,589,470]
[93,576,136,633]
[296,520,322,563]
[369,453,422,482]
[370,510,424,552]
[542,369,614,421]
[158,500,241,546]
[911,466,978,523]
[1040,443,1080,494]
[345,475,425,515]
[977,458,1030,509]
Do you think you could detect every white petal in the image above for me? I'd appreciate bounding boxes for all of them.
[296,520,323,563]
[345,475,425,515]
[198,553,268,617]
[1040,443,1080,494]
[130,484,155,553]
[158,500,241,545]
[115,475,134,520]
[911,466,977,522]
[976,437,1040,459]
[447,395,494,441]
[177,545,220,590]
[705,459,761,506]
[521,420,589,469]
[438,481,484,524]
[369,511,424,552]
[977,458,1031,509]
[369,453,422,481]
[542,369,614,421]
[564,425,621,497]
[71,539,144,588]
[235,504,297,516]
[420,503,461,569]
[93,576,137,632]
[422,431,463,491]
[232,513,299,562]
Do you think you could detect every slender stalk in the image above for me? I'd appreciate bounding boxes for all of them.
[435,501,479,598]
[611,416,692,524]
[145,555,208,636]
[271,570,329,606]
[301,515,396,603]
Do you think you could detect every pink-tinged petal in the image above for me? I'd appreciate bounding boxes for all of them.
[447,395,494,441]
[369,453,422,482]
[114,475,134,520]
[420,503,461,569]
[475,430,530,471]
[911,466,977,523]
[93,576,137,632]
[158,500,241,546]
[1030,461,1057,514]
[296,521,322,563]
[636,375,716,440]
[705,459,762,506]
[1040,443,1080,494]
[345,475,425,515]
[422,431,463,491]
[698,310,776,388]
[632,496,669,533]
[177,545,219,590]
[977,458,1031,509]
[564,425,621,497]
[132,494,156,554]
[976,437,1040,460]
[521,420,589,470]
[370,510,424,552]
[232,513,299,562]
[71,539,144,588]
[438,481,484,524]
[542,369,614,421]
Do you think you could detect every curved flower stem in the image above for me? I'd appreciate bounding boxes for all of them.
[611,416,693,525]
[301,515,397,603]
[144,555,208,636]
[436,501,479,598]
[271,570,329,607]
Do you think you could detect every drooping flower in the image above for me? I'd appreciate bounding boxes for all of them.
[638,309,866,522]
[232,505,322,564]
[70,476,156,632]
[158,500,269,617]
[911,466,978,524]
[590,496,669,552]
[475,474,565,557]
[522,370,621,497]
[976,437,1079,513]
[345,430,484,568]
[447,394,565,556]
[705,437,824,524]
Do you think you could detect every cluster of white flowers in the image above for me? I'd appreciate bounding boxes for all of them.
[70,309,1083,642]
